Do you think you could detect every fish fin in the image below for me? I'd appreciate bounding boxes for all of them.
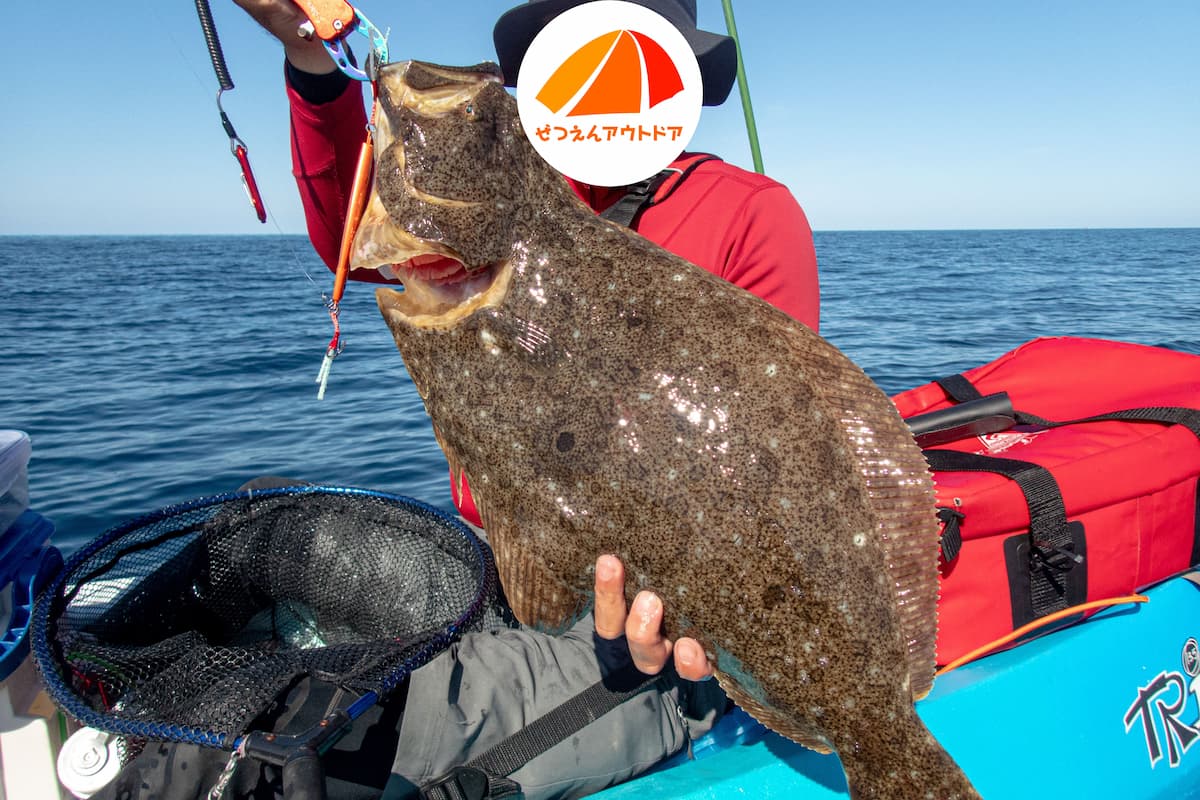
[431,426,466,503]
[476,502,588,633]
[431,435,578,630]
[840,704,982,800]
[802,338,942,700]
[714,672,833,755]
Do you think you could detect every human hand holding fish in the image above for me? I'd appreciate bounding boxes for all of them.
[594,554,714,681]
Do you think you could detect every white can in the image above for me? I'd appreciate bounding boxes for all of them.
[56,728,121,799]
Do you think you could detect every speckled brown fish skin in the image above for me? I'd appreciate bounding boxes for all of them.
[354,61,981,800]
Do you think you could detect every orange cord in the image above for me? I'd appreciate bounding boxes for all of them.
[935,593,1149,676]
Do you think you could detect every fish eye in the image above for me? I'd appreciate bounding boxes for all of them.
[463,103,475,117]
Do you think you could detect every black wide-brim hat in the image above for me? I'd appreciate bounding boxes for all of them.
[494,0,739,107]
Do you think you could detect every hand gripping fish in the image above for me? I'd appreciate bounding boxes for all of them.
[349,61,982,800]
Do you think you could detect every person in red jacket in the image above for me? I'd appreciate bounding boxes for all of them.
[220,2,820,798]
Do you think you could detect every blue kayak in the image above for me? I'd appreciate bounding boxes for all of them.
[592,573,1200,799]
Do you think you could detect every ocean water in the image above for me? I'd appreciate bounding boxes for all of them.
[2,228,1197,554]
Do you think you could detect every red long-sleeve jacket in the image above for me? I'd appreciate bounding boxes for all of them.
[287,78,820,525]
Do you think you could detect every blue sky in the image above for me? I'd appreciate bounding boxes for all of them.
[1,0,1196,234]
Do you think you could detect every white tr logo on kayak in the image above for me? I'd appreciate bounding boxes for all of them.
[1125,637,1200,769]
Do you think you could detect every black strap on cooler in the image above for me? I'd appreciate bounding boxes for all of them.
[421,672,663,800]
[919,451,1071,547]
[930,370,1200,440]
[923,449,1087,626]
[916,370,1200,628]
[934,373,985,404]
[1016,406,1200,439]
[599,155,721,228]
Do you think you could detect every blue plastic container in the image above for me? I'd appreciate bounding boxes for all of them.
[0,431,61,682]
[0,511,61,682]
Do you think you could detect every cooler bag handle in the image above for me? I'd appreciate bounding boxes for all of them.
[906,393,1016,448]
[909,402,1200,449]
[922,449,1087,628]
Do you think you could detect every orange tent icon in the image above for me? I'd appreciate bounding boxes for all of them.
[536,30,684,116]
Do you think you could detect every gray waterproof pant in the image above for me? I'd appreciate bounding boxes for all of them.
[384,614,727,799]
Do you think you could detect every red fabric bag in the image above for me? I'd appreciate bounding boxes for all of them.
[890,337,1200,666]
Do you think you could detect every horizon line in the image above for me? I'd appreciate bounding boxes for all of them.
[3,225,1198,237]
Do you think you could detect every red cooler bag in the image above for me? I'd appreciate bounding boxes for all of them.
[890,337,1200,666]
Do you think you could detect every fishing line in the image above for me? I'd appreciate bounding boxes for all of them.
[257,192,329,295]
[141,0,220,100]
[934,593,1150,675]
[195,0,329,291]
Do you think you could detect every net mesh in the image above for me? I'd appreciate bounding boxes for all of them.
[34,486,499,747]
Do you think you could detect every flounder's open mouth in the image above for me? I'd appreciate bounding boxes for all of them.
[377,255,508,325]
[403,253,468,284]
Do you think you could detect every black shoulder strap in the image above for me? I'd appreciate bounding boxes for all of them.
[420,671,663,800]
[468,672,663,778]
[599,155,721,228]
[598,171,673,228]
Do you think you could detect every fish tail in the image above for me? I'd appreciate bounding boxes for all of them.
[840,706,981,800]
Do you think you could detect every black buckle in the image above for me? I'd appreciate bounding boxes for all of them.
[1029,540,1084,597]
[1031,540,1084,573]
[422,766,522,800]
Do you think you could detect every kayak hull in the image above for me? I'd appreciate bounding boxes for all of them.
[593,574,1200,799]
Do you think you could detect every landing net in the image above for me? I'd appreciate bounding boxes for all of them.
[32,486,497,749]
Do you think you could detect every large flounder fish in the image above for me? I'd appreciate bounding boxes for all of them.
[349,60,980,800]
